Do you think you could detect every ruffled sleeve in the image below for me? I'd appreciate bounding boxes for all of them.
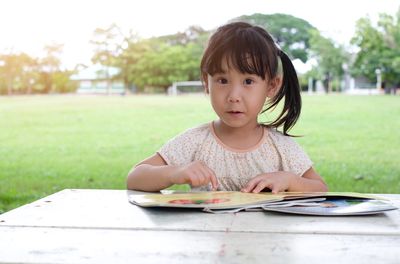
[157,124,209,166]
[267,129,313,176]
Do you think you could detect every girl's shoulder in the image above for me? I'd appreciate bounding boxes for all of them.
[264,126,284,138]
[171,123,211,142]
[181,123,210,136]
[264,126,297,145]
[158,123,212,166]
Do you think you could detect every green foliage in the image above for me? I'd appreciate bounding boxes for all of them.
[52,71,79,93]
[0,44,78,94]
[231,13,316,62]
[308,30,348,91]
[2,10,400,95]
[0,53,36,94]
[351,9,400,85]
[1,95,399,213]
[90,24,126,67]
[90,24,210,94]
[128,42,202,90]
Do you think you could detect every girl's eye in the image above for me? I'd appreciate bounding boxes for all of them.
[244,79,254,85]
[217,78,228,84]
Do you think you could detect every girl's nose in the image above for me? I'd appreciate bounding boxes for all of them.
[228,95,240,103]
[228,85,241,103]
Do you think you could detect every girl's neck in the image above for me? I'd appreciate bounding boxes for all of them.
[212,120,264,150]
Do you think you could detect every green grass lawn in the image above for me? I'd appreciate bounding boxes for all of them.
[1,94,399,213]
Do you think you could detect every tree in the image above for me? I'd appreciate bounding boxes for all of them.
[0,52,38,95]
[127,41,202,92]
[51,70,78,93]
[157,25,209,46]
[91,24,123,94]
[308,30,348,92]
[91,23,141,94]
[0,44,77,95]
[231,13,316,62]
[39,43,64,93]
[351,9,400,87]
[121,26,207,92]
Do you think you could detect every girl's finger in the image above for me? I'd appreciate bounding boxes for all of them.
[190,171,202,186]
[198,163,218,190]
[205,167,218,191]
[252,181,270,193]
[242,177,263,193]
[271,186,280,194]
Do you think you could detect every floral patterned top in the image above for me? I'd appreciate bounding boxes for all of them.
[158,122,313,191]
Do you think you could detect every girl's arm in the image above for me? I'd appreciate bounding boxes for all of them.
[126,153,218,192]
[242,167,328,193]
[289,167,328,192]
[126,153,177,191]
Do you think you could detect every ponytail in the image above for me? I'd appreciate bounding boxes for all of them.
[262,50,301,136]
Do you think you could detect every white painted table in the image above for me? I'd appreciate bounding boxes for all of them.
[0,189,399,263]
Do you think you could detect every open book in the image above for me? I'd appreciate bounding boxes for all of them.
[128,191,398,215]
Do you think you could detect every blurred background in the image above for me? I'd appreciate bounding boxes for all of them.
[1,0,400,94]
[1,0,399,213]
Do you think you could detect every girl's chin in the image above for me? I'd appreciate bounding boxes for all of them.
[217,119,254,129]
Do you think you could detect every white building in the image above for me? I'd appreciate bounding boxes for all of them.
[70,64,125,94]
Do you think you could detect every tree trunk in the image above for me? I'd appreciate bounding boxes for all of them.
[7,77,12,95]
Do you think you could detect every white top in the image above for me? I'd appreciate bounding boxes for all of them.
[158,123,313,191]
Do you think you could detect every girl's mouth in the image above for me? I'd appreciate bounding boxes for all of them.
[227,110,244,116]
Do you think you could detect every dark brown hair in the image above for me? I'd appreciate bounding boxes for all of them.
[200,22,301,136]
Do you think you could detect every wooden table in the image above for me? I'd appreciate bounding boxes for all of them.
[0,189,399,263]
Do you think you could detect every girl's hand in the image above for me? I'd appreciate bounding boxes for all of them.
[170,161,219,191]
[241,172,296,194]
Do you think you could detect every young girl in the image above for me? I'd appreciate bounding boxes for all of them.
[127,22,328,194]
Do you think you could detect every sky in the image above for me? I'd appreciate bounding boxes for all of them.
[1,0,399,69]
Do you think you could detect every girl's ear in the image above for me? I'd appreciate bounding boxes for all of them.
[204,82,209,94]
[203,75,210,94]
[267,76,283,98]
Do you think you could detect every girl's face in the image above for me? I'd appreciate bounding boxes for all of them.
[206,59,280,130]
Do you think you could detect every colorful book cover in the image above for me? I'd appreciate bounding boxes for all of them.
[128,191,397,214]
[129,191,283,209]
